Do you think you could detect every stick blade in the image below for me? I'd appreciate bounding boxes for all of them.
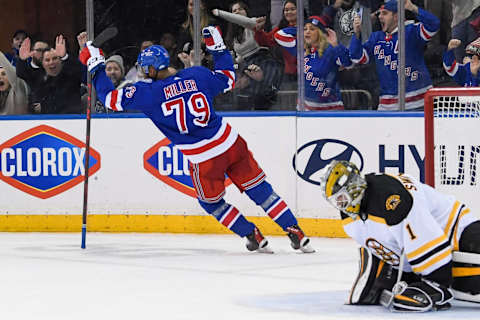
[92,26,118,47]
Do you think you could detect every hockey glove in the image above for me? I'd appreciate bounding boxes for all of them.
[202,26,226,52]
[79,41,105,74]
[391,280,453,312]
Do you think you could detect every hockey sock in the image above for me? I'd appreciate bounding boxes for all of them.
[198,199,255,237]
[245,181,297,230]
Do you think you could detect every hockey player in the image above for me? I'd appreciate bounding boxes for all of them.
[443,37,480,87]
[319,160,480,312]
[349,0,440,110]
[274,15,352,110]
[78,26,314,253]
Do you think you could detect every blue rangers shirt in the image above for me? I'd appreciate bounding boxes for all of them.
[92,51,236,163]
[443,49,480,87]
[275,27,352,110]
[349,8,439,110]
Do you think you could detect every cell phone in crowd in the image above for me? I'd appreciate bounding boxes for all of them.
[356,7,363,21]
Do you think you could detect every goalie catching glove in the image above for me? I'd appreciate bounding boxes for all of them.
[202,26,226,52]
[79,41,105,74]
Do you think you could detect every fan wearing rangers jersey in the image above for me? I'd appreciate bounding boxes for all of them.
[443,37,480,87]
[349,0,439,110]
[78,26,314,254]
[274,15,352,110]
[319,160,480,312]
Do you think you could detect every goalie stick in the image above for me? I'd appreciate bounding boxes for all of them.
[81,24,118,249]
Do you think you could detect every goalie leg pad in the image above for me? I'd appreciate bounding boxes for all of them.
[453,221,480,296]
[391,280,453,312]
[348,247,398,305]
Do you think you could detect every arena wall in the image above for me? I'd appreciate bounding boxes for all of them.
[0,112,444,236]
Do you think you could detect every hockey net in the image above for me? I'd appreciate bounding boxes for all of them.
[424,88,480,212]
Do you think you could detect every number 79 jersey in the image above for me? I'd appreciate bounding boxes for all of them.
[93,54,237,163]
[341,173,477,279]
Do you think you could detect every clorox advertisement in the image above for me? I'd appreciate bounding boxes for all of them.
[0,125,100,199]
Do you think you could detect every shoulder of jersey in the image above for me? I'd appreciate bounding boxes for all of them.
[364,173,413,226]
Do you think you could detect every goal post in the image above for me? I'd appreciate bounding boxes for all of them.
[424,87,480,215]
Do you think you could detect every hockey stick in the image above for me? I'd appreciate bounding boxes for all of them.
[81,25,118,249]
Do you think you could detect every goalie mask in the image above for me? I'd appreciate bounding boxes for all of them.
[320,160,367,217]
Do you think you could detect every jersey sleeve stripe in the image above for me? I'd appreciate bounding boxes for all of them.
[368,215,386,225]
[105,89,124,111]
[443,201,461,236]
[217,70,235,92]
[274,30,296,48]
[351,49,369,64]
[453,208,471,251]
[411,247,451,273]
[409,239,450,266]
[419,24,436,41]
[407,234,447,260]
[443,59,458,76]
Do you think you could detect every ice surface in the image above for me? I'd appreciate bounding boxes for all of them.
[1,233,478,320]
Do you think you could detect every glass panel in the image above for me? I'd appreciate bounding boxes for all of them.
[0,0,87,115]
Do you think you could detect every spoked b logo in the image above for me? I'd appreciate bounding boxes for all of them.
[293,139,363,185]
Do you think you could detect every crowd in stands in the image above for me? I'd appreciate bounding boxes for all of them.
[2,0,480,115]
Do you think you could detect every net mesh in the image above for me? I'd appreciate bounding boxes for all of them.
[431,92,480,209]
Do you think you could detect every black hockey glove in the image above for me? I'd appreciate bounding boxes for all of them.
[391,280,453,312]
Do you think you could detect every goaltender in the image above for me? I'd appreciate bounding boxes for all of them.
[319,160,480,312]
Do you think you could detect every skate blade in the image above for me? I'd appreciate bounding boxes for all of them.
[257,245,274,254]
[299,244,315,253]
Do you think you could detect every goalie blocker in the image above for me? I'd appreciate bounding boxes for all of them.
[348,246,480,312]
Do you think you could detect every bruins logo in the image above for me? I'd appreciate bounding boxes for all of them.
[366,238,400,266]
[386,195,401,211]
[339,9,356,36]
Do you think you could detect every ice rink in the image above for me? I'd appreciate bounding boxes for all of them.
[1,233,479,320]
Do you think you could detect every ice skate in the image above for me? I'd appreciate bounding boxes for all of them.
[286,225,315,253]
[246,227,273,253]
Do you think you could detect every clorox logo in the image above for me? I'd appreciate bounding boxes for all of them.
[144,138,232,198]
[0,125,101,199]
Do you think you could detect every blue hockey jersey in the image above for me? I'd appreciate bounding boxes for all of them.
[349,8,439,110]
[275,27,352,110]
[443,49,480,87]
[93,51,237,163]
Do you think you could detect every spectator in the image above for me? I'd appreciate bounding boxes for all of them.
[275,15,352,110]
[223,1,283,110]
[125,40,155,82]
[17,35,83,114]
[254,0,304,87]
[450,0,480,62]
[349,0,439,111]
[443,38,480,87]
[176,0,217,52]
[324,0,381,109]
[4,29,28,67]
[0,51,29,115]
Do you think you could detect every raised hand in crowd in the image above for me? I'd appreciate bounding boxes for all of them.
[244,64,263,81]
[448,39,462,51]
[77,31,88,50]
[254,16,267,31]
[326,29,339,47]
[353,13,361,38]
[54,35,67,58]
[19,37,33,60]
